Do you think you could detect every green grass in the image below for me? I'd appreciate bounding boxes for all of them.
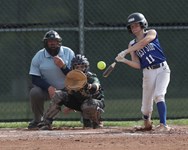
[0,119,188,128]
[1,98,188,120]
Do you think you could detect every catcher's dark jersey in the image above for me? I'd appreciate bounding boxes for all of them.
[63,71,105,111]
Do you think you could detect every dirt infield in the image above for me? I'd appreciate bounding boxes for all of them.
[1,125,188,150]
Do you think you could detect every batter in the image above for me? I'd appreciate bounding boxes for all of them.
[115,12,171,131]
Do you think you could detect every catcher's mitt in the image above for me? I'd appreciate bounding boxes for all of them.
[65,69,87,91]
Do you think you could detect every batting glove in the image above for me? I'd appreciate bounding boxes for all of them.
[118,50,127,58]
[115,55,126,63]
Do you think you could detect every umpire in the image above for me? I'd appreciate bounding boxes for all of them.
[28,30,75,129]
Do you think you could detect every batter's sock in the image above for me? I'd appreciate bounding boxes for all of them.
[143,115,149,120]
[157,101,167,126]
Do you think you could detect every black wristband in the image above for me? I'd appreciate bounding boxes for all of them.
[61,66,71,75]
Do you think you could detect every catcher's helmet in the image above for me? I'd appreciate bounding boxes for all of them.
[43,30,62,56]
[71,54,89,73]
[127,12,148,33]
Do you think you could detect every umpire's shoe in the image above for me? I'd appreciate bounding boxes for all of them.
[28,121,39,130]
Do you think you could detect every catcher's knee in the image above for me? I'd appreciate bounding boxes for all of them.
[81,99,96,112]
[81,99,101,112]
[53,90,67,102]
[155,95,165,103]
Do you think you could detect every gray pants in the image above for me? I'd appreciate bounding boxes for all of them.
[29,86,50,122]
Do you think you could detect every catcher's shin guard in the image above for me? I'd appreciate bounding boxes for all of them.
[43,90,65,119]
[43,104,61,119]
[43,97,62,120]
[81,100,104,129]
[82,118,92,128]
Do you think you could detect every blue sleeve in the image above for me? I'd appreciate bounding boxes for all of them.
[29,51,42,76]
[31,75,50,90]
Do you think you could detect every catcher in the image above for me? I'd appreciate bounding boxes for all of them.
[38,54,105,130]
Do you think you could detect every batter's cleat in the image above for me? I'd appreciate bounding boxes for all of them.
[144,119,153,129]
[134,119,153,131]
[154,124,172,132]
[28,121,39,129]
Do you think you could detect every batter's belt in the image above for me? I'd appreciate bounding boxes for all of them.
[147,62,165,70]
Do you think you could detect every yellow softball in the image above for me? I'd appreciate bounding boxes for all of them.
[97,61,106,70]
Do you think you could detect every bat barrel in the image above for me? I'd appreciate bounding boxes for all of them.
[103,62,117,77]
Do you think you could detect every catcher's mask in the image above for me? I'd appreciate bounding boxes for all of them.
[126,12,148,33]
[71,54,89,73]
[43,30,62,56]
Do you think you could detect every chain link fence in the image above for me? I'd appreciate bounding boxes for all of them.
[0,0,188,121]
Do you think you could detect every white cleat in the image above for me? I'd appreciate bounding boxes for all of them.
[154,123,172,132]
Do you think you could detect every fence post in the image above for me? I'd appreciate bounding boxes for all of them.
[78,0,84,54]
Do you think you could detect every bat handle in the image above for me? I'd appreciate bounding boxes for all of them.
[111,62,116,67]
